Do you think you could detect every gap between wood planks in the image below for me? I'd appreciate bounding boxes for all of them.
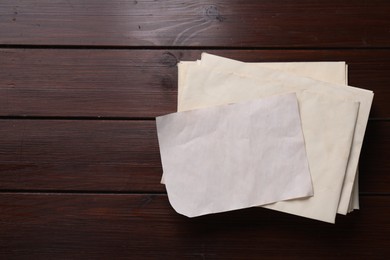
[1,44,390,50]
[0,116,389,121]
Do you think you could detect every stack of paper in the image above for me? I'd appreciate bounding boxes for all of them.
[156,53,374,223]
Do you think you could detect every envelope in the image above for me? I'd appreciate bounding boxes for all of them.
[157,93,313,217]
[177,63,367,222]
[185,53,373,215]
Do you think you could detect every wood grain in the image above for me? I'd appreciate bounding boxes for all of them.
[0,120,163,192]
[0,1,389,258]
[0,120,388,193]
[1,49,389,118]
[0,194,389,259]
[1,0,390,47]
[360,120,390,194]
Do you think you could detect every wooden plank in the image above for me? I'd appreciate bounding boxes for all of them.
[0,120,164,192]
[0,120,388,193]
[1,0,390,47]
[0,194,389,258]
[360,120,390,193]
[0,49,178,118]
[0,49,389,118]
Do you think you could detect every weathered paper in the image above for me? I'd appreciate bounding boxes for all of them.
[172,57,360,212]
[178,64,365,223]
[261,91,359,222]
[178,60,347,110]
[157,93,313,217]
[189,56,358,212]
[189,53,373,215]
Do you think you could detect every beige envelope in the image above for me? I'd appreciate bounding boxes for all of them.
[178,62,370,222]
[175,57,359,212]
[157,93,313,217]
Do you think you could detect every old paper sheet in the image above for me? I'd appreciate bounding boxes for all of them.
[193,58,358,212]
[170,58,360,213]
[177,60,347,111]
[190,54,373,215]
[178,64,365,222]
[157,93,313,217]
[190,56,357,212]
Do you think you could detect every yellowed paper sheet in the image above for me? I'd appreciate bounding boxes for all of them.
[157,93,313,217]
[192,54,372,215]
[177,57,372,221]
[175,59,358,211]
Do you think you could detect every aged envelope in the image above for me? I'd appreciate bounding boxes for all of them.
[157,93,313,217]
[188,53,373,215]
[178,63,365,222]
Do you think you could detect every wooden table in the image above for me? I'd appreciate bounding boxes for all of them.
[1,1,389,258]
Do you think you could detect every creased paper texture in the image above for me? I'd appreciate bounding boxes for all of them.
[185,53,373,216]
[176,59,357,211]
[179,63,364,223]
[157,93,313,217]
[263,91,359,222]
[177,60,347,111]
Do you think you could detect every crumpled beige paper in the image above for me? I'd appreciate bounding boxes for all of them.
[185,53,373,216]
[175,59,371,223]
[174,57,358,212]
[177,59,346,110]
[157,93,313,217]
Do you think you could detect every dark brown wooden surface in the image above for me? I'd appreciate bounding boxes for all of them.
[0,0,389,258]
[1,194,390,259]
[1,0,390,47]
[0,120,388,194]
[1,49,390,118]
